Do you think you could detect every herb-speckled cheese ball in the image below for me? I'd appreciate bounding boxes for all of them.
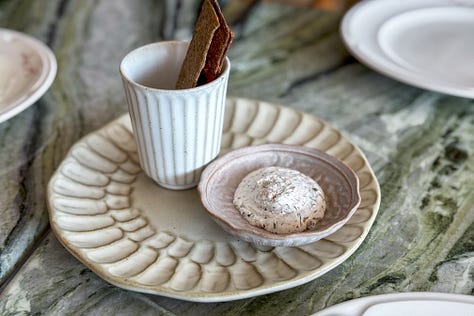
[233,166,326,234]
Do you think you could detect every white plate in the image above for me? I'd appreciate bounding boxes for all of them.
[0,28,57,123]
[47,98,381,302]
[341,0,474,99]
[312,292,474,316]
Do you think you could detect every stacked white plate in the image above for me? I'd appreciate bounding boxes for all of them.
[341,0,474,98]
[313,292,474,316]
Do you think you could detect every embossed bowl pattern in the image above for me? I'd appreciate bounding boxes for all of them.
[199,144,361,247]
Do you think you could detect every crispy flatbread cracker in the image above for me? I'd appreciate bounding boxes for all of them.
[199,0,234,84]
[176,0,219,89]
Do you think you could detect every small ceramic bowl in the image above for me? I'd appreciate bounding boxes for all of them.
[198,144,361,247]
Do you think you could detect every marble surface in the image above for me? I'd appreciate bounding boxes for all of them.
[0,0,473,315]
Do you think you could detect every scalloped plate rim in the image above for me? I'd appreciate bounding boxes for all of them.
[47,97,381,302]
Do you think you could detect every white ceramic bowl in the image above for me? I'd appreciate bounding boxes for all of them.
[198,144,361,247]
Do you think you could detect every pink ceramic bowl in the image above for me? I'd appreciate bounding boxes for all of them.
[198,144,361,247]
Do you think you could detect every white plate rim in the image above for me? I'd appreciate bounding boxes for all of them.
[0,28,57,123]
[377,5,474,87]
[341,0,474,99]
[312,292,474,315]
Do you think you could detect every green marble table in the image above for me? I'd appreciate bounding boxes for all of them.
[0,1,473,315]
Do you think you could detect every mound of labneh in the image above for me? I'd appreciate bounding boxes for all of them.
[233,166,326,234]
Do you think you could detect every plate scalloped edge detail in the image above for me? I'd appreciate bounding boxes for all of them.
[47,97,381,302]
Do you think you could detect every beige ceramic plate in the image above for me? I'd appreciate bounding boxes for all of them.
[199,144,361,247]
[0,28,57,123]
[47,97,381,302]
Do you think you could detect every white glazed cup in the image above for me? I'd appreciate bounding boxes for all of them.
[120,41,230,190]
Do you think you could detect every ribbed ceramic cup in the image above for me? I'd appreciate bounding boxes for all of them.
[120,41,230,190]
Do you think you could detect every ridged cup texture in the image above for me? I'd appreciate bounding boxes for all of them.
[120,41,230,190]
